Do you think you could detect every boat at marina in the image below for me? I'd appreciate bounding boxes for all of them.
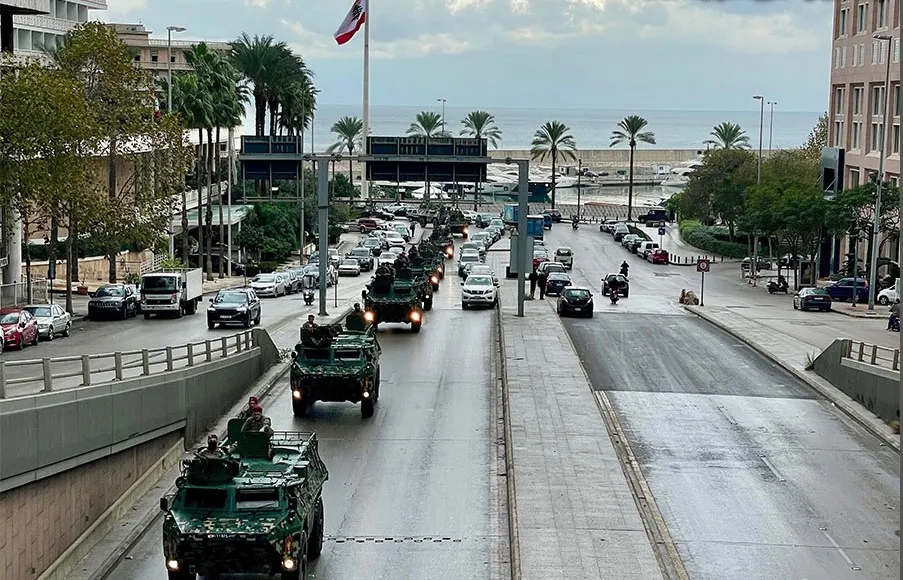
[659,158,704,189]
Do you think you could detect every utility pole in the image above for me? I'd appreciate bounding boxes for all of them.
[166,25,185,259]
[867,34,893,311]
[752,95,764,287]
[767,101,778,153]
[437,98,447,134]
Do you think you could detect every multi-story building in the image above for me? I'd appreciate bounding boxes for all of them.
[10,0,104,55]
[111,23,231,82]
[828,0,900,190]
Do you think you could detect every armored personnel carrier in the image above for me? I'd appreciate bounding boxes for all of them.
[160,429,328,580]
[443,207,469,239]
[290,317,381,418]
[427,225,455,259]
[362,263,425,333]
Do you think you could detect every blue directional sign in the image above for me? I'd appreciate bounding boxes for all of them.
[658,227,666,236]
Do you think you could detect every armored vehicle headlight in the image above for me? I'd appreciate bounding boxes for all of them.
[167,559,180,571]
[364,311,375,322]
[430,276,438,284]
[410,311,421,322]
[282,558,297,571]
[292,390,302,399]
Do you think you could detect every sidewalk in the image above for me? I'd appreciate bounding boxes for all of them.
[684,304,900,451]
[497,282,667,580]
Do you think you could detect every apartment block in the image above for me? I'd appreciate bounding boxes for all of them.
[9,0,104,55]
[111,23,231,81]
[828,0,901,190]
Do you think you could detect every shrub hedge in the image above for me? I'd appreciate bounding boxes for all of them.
[679,220,748,259]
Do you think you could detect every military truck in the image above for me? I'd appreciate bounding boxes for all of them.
[160,428,328,580]
[290,318,381,418]
[443,207,469,239]
[362,263,425,333]
[409,203,441,227]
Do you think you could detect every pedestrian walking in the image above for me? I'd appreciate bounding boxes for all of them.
[537,270,548,300]
[410,221,416,237]
[528,269,537,297]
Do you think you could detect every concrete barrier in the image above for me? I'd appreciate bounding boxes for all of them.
[813,338,900,423]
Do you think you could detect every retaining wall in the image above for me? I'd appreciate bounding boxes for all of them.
[0,328,280,580]
[813,338,900,423]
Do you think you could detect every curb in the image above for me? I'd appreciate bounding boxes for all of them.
[684,305,900,452]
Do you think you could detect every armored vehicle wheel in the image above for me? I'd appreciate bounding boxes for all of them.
[292,399,312,416]
[411,322,422,333]
[424,295,433,310]
[361,395,375,418]
[432,283,439,291]
[308,498,325,559]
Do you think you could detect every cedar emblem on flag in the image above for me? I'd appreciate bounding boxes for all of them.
[334,0,367,46]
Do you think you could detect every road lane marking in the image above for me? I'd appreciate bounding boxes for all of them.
[819,527,862,571]
[716,405,738,426]
[758,455,786,482]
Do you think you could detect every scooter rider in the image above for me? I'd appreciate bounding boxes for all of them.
[777,274,788,290]
[620,261,629,277]
[888,299,900,331]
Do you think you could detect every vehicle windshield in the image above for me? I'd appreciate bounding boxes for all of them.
[549,273,570,281]
[235,488,280,510]
[461,255,479,262]
[254,274,276,283]
[351,249,370,256]
[564,289,591,300]
[327,249,339,256]
[471,266,492,275]
[142,277,175,291]
[335,349,363,360]
[0,313,19,324]
[467,276,493,286]
[24,306,51,317]
[341,260,359,267]
[363,239,379,247]
[807,288,830,296]
[181,487,228,510]
[214,292,247,304]
[556,249,572,256]
[607,274,627,283]
[96,286,124,297]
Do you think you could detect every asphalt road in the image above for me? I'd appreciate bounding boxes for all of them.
[536,224,901,580]
[100,241,504,580]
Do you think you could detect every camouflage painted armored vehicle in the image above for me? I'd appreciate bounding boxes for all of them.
[289,316,381,418]
[160,429,328,580]
[362,263,424,333]
[410,254,442,292]
[427,225,455,259]
[443,208,469,238]
[397,261,434,310]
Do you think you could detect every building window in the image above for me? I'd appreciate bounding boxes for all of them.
[839,8,849,36]
[872,40,879,64]
[133,54,140,62]
[893,124,900,154]
[871,122,884,150]
[891,176,899,188]
[858,43,866,65]
[834,47,840,68]
[873,85,886,116]
[880,40,887,63]
[876,0,887,28]
[841,45,848,67]
[852,121,862,149]
[835,87,846,114]
[853,86,864,114]
[835,121,845,146]
[894,38,900,63]
[850,168,861,188]
[894,84,900,116]
[857,3,866,32]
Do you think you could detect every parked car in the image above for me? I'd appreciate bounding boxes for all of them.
[557,287,594,317]
[88,284,139,319]
[277,269,302,293]
[620,234,641,249]
[207,289,261,329]
[793,287,833,311]
[250,273,287,297]
[326,248,342,268]
[23,304,71,340]
[612,224,631,241]
[357,217,386,233]
[542,208,562,223]
[382,203,413,216]
[393,224,412,241]
[824,277,869,302]
[476,213,496,228]
[0,308,39,349]
[468,264,499,286]
[601,273,629,297]
[635,241,660,259]
[648,248,670,265]
[458,251,482,276]
[383,231,407,248]
[599,219,619,233]
[545,272,572,296]
[461,275,499,309]
[878,286,899,305]
[346,247,375,271]
[338,258,362,276]
[537,261,567,276]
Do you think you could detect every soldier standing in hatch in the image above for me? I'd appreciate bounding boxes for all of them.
[241,405,274,435]
[197,434,229,458]
[237,396,259,420]
[302,315,318,333]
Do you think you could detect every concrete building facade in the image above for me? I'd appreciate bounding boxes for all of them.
[828,0,901,190]
[111,22,230,80]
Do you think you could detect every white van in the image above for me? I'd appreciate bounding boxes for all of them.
[635,241,660,258]
[554,247,574,269]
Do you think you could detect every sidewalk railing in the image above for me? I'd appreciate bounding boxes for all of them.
[845,340,900,371]
[0,329,257,399]
[0,279,48,307]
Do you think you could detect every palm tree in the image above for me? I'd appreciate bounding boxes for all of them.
[229,33,290,136]
[264,51,310,136]
[609,115,656,222]
[407,111,447,200]
[704,122,750,150]
[530,121,577,209]
[327,116,364,187]
[460,111,502,204]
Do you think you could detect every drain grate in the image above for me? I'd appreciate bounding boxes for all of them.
[326,536,491,544]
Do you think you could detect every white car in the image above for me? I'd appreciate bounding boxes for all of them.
[458,252,482,276]
[338,258,361,276]
[386,246,405,257]
[878,286,899,305]
[468,264,499,286]
[554,247,574,269]
[251,273,286,297]
[459,241,483,258]
[383,231,407,248]
[470,232,491,248]
[23,303,71,340]
[461,275,498,309]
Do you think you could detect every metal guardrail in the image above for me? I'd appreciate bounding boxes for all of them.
[0,329,257,399]
[846,340,900,371]
[0,279,48,307]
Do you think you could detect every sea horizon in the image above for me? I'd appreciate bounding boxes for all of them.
[240,104,823,151]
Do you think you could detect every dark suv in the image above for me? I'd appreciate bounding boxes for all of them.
[601,273,629,297]
[824,277,869,302]
[346,247,375,271]
[207,289,261,329]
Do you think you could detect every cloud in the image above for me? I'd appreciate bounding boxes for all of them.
[101,0,148,22]
[245,0,271,6]
[445,0,491,14]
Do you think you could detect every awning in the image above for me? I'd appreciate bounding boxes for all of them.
[170,204,254,234]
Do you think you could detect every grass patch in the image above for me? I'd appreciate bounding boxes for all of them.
[678,220,748,259]
[628,225,651,241]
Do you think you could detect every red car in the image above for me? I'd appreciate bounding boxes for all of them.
[356,218,385,233]
[649,249,670,265]
[0,307,39,350]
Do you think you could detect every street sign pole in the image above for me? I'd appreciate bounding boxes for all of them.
[696,258,710,307]
[658,226,665,249]
[700,271,705,307]
[317,158,329,316]
[515,159,529,318]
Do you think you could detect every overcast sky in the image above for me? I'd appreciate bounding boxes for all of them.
[103,0,834,112]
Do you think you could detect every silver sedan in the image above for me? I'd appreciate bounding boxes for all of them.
[22,303,72,340]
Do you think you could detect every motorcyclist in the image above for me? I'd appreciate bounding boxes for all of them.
[572,215,579,229]
[777,274,788,290]
[888,299,900,330]
[620,261,629,276]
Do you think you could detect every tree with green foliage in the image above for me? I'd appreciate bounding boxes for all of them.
[327,116,363,185]
[704,122,750,150]
[407,111,447,201]
[460,111,502,148]
[609,115,656,221]
[532,121,577,209]
[801,112,828,163]
[680,149,756,239]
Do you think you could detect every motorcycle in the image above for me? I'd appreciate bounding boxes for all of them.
[610,292,619,304]
[619,267,629,278]
[572,218,579,230]
[767,280,789,294]
[889,313,900,332]
[303,289,315,305]
[302,274,317,305]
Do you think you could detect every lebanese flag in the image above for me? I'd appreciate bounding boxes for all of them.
[334,0,367,46]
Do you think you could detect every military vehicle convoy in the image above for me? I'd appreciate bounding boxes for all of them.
[425,224,455,259]
[290,318,382,418]
[160,428,328,580]
[442,207,469,239]
[362,263,425,333]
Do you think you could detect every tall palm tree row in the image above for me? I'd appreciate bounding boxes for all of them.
[407,111,448,200]
[609,115,656,222]
[327,116,364,186]
[460,111,502,202]
[530,121,577,209]
[704,122,750,150]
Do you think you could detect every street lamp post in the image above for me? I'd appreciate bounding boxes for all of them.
[166,26,186,260]
[437,98,447,134]
[867,34,893,311]
[752,95,764,286]
[767,101,777,153]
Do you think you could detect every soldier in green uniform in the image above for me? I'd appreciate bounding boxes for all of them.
[197,434,229,458]
[236,396,259,420]
[242,405,274,435]
[345,303,369,330]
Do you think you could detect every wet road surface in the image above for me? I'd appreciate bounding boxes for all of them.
[537,225,901,579]
[102,252,505,580]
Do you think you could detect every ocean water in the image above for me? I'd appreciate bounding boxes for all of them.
[240,105,822,151]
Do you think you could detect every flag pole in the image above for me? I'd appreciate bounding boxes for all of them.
[361,1,371,200]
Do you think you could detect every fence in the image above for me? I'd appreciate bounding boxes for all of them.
[0,279,48,308]
[845,340,900,371]
[0,329,257,399]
